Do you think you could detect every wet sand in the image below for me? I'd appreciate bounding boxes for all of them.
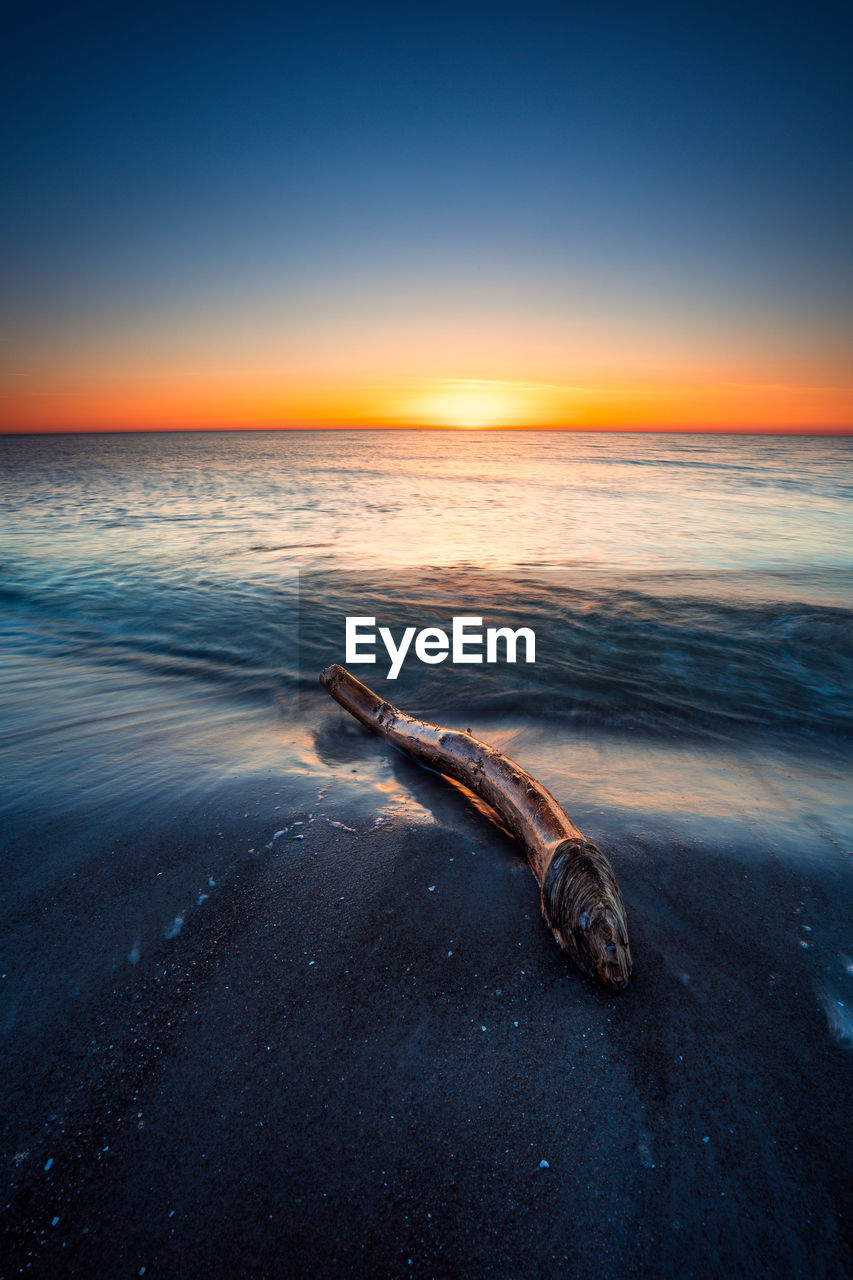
[2,733,851,1280]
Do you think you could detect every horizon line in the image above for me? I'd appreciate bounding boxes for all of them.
[2,424,852,438]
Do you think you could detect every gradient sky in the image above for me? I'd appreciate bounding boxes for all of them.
[2,0,851,432]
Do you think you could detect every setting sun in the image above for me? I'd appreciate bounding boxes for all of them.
[407,379,550,429]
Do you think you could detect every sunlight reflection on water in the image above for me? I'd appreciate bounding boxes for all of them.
[1,430,850,576]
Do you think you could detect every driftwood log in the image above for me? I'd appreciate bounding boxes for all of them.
[320,664,631,991]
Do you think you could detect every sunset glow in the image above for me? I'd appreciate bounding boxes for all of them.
[3,360,850,435]
[413,381,535,430]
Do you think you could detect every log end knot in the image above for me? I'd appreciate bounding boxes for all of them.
[542,838,632,992]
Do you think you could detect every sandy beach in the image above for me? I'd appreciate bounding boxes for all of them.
[3,711,851,1278]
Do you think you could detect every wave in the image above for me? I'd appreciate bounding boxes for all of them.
[1,560,850,743]
[295,570,853,741]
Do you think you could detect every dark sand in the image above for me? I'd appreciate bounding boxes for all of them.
[2,745,852,1280]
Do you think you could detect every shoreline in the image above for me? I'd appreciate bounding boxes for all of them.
[1,429,851,1276]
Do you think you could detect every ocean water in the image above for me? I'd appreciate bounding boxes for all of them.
[1,430,849,805]
[1,429,852,1276]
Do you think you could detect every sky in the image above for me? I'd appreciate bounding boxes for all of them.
[2,0,851,432]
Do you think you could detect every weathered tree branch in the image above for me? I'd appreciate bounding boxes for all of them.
[320,664,631,991]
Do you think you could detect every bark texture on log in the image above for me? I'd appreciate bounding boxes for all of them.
[320,664,631,991]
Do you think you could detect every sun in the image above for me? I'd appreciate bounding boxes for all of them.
[393,377,559,430]
[419,380,527,428]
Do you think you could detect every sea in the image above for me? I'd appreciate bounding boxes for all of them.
[1,429,849,827]
[1,429,851,1277]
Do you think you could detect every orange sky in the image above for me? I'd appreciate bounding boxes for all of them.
[2,303,851,433]
[3,378,850,433]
